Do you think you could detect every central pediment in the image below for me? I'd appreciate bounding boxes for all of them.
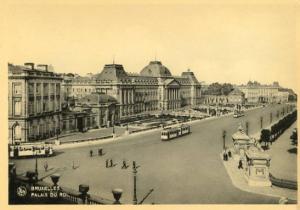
[164,78,181,87]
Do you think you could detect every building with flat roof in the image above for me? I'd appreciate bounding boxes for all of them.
[238,81,290,104]
[8,63,63,143]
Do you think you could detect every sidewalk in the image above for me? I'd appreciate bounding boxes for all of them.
[267,122,297,181]
[249,112,297,181]
[221,154,297,201]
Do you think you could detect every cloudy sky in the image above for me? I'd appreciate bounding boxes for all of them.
[3,0,299,92]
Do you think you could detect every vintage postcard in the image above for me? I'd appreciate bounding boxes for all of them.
[1,0,298,209]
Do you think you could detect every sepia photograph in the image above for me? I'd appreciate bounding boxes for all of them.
[1,0,299,208]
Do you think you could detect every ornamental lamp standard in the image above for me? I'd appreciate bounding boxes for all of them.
[34,150,39,181]
[132,161,138,205]
[222,130,226,151]
[270,112,273,123]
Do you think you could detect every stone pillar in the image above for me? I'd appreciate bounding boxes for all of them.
[32,83,35,115]
[131,89,134,104]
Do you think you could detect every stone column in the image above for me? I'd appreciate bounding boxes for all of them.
[131,89,134,104]
[41,82,44,113]
[34,83,37,114]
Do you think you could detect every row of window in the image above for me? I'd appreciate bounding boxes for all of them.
[28,83,61,95]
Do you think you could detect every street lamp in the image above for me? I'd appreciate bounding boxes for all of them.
[222,130,226,151]
[34,150,39,181]
[270,113,273,124]
[132,161,138,205]
[260,116,263,129]
[11,121,19,145]
[245,122,249,135]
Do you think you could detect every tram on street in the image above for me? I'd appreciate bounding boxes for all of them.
[9,142,54,158]
[161,124,191,141]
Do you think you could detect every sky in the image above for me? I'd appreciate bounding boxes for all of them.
[2,0,299,92]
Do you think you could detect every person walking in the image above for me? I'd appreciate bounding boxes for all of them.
[110,159,114,167]
[44,161,48,172]
[90,150,93,157]
[238,159,243,169]
[98,148,103,156]
[121,160,128,169]
[105,159,109,168]
[228,150,232,158]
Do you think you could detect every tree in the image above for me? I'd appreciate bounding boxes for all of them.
[204,83,234,96]
[290,129,298,146]
[221,83,234,95]
[260,129,271,149]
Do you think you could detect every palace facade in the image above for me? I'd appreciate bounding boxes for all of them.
[63,61,202,122]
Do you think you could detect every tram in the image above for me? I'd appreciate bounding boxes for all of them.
[161,124,191,141]
[9,142,54,158]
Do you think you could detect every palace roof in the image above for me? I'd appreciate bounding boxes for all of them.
[140,61,172,77]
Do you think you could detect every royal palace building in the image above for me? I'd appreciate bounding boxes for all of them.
[63,61,202,125]
[8,63,63,144]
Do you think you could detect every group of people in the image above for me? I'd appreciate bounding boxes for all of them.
[89,148,104,157]
[105,159,130,169]
[88,148,137,170]
[223,149,232,161]
[223,149,244,169]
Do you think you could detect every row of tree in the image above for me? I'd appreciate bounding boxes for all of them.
[203,83,234,96]
[260,110,297,148]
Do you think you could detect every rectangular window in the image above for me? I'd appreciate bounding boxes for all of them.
[13,83,22,95]
[14,101,21,115]
[28,83,34,94]
[56,84,60,95]
[43,83,49,96]
[36,83,41,94]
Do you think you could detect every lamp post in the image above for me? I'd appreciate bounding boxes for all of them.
[222,130,226,151]
[132,161,138,205]
[11,121,19,145]
[35,150,39,181]
[260,116,263,129]
[270,113,273,124]
[245,122,249,135]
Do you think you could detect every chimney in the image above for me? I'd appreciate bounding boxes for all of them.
[37,64,48,72]
[24,62,35,70]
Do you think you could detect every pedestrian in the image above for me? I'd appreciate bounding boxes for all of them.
[223,152,226,161]
[90,150,93,157]
[98,148,103,156]
[110,159,114,167]
[224,153,228,161]
[228,150,232,158]
[121,160,128,169]
[105,159,109,168]
[238,159,243,169]
[44,161,48,172]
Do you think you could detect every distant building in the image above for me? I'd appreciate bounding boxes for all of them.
[238,81,289,104]
[63,61,202,124]
[8,63,63,143]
